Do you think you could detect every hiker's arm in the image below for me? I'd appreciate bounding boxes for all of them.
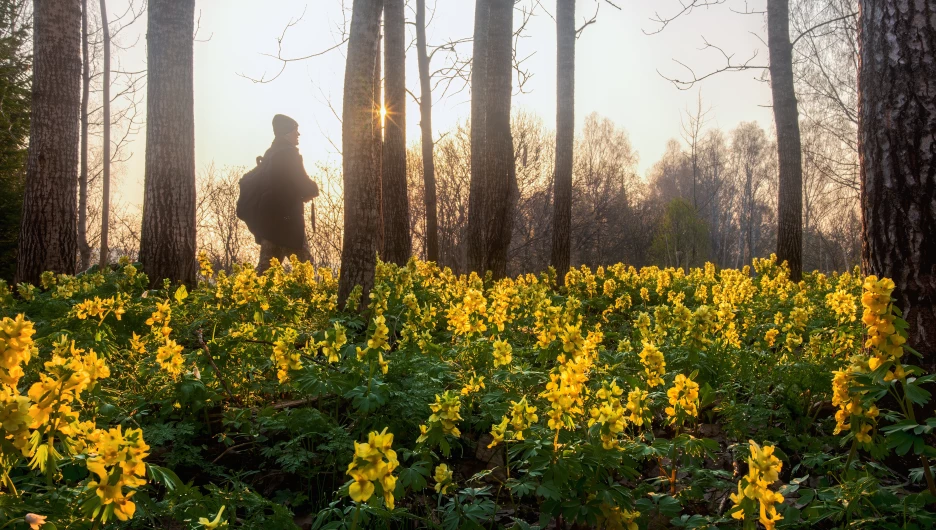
[287,153,319,201]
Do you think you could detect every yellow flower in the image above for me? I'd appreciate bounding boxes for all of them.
[24,513,46,529]
[433,463,453,494]
[488,416,509,448]
[638,342,665,388]
[198,506,227,529]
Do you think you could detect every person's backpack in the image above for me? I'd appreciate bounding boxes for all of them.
[236,156,268,235]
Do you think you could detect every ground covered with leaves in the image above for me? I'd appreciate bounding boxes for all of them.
[0,255,933,529]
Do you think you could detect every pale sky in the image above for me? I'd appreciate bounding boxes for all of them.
[111,0,774,209]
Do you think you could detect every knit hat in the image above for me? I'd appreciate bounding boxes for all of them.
[272,114,299,137]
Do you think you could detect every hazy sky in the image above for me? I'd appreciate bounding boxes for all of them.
[110,0,774,209]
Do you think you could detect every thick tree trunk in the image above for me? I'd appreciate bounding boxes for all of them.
[859,0,936,371]
[466,0,517,279]
[98,0,110,268]
[16,0,81,285]
[373,20,384,258]
[768,0,804,281]
[338,0,382,307]
[550,0,574,284]
[78,0,91,271]
[139,0,196,287]
[416,0,439,263]
[381,0,411,266]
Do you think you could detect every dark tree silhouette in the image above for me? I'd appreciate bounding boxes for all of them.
[139,0,197,286]
[768,0,804,281]
[338,0,383,306]
[16,0,81,285]
[550,0,575,283]
[381,0,411,265]
[466,0,517,279]
[415,0,439,263]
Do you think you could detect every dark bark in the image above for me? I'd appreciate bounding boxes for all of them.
[466,0,517,279]
[768,0,804,281]
[78,0,91,270]
[550,0,574,283]
[338,0,382,307]
[859,0,936,370]
[416,0,439,263]
[16,0,81,285]
[374,15,384,257]
[139,0,196,287]
[98,0,110,268]
[381,0,412,266]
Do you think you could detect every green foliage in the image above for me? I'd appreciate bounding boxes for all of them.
[0,256,933,529]
[0,0,30,282]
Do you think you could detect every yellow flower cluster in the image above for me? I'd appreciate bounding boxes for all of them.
[357,313,390,374]
[85,426,150,522]
[316,322,348,364]
[72,294,128,324]
[665,374,700,421]
[156,339,185,379]
[446,288,488,336]
[0,315,37,387]
[492,339,513,367]
[433,463,453,494]
[638,341,666,388]
[730,440,784,530]
[417,391,463,443]
[541,324,603,440]
[598,504,640,530]
[507,396,539,441]
[271,327,301,383]
[625,387,650,427]
[588,380,627,449]
[461,374,485,396]
[346,428,398,509]
[825,289,857,324]
[861,276,905,380]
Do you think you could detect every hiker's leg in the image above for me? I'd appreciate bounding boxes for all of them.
[257,240,287,273]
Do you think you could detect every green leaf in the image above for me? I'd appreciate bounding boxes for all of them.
[174,284,188,303]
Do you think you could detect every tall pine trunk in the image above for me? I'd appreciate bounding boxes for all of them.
[767,0,804,281]
[550,0,574,284]
[78,0,91,271]
[466,0,517,279]
[338,0,383,307]
[98,0,110,268]
[139,0,196,287]
[16,0,81,285]
[416,0,439,263]
[381,0,411,265]
[859,0,936,370]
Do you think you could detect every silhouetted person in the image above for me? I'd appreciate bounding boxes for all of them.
[253,114,319,273]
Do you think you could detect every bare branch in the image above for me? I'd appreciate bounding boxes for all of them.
[644,0,727,36]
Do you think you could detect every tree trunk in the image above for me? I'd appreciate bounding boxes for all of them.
[416,0,439,263]
[338,0,382,307]
[78,0,91,271]
[15,0,81,285]
[373,18,384,258]
[139,0,196,287]
[859,0,936,371]
[550,0,574,284]
[466,0,517,279]
[98,0,110,268]
[380,0,411,266]
[768,0,804,281]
